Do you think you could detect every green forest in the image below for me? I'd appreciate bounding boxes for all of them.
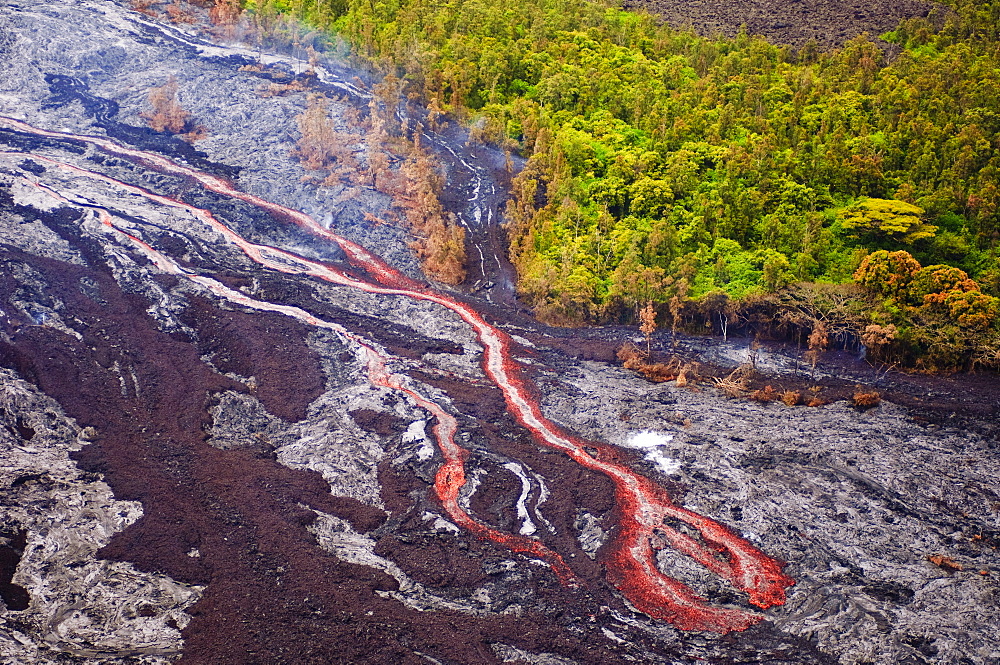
[224,0,1000,368]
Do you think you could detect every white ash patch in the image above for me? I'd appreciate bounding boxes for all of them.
[421,350,484,380]
[205,389,291,452]
[621,430,682,476]
[502,461,537,536]
[421,511,460,534]
[310,283,482,356]
[402,420,435,462]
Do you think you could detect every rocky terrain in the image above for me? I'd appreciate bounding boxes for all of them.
[623,0,941,48]
[0,2,998,664]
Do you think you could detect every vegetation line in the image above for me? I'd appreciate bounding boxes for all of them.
[169,0,1000,369]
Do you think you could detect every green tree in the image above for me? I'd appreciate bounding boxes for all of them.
[839,198,937,245]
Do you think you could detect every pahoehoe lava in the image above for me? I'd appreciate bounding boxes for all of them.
[4,115,795,632]
[1,2,998,664]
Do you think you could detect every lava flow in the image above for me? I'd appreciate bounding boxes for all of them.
[21,160,579,587]
[2,115,794,633]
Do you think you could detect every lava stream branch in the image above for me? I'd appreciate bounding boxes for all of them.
[1,117,794,633]
[22,172,579,584]
[1,116,423,291]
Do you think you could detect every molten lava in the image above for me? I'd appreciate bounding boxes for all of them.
[2,115,794,633]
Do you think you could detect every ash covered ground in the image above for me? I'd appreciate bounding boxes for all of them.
[0,2,998,665]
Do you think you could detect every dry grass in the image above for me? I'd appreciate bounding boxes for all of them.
[712,363,755,398]
[927,554,963,571]
[804,385,828,407]
[259,79,311,98]
[712,376,745,398]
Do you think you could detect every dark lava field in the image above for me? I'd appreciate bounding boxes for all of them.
[624,0,941,48]
[0,1,998,665]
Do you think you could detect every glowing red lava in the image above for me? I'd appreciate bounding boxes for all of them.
[2,116,794,633]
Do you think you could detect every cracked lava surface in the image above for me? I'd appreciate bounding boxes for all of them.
[3,116,794,633]
[2,4,998,663]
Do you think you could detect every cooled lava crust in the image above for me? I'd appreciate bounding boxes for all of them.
[0,125,817,662]
[623,0,940,48]
[2,3,998,664]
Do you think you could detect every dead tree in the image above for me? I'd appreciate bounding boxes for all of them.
[640,301,657,356]
[142,76,190,134]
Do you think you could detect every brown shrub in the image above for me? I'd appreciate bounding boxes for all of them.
[852,390,881,409]
[807,321,830,351]
[861,323,897,349]
[781,390,801,406]
[292,94,359,176]
[130,0,158,16]
[616,345,684,383]
[617,343,645,369]
[749,385,778,402]
[142,76,191,134]
[209,0,242,25]
[414,214,467,285]
[638,363,676,383]
[639,301,657,354]
[675,362,699,387]
[389,131,466,284]
[166,1,196,23]
[927,554,963,571]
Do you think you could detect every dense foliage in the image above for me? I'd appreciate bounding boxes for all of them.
[853,249,999,367]
[233,0,1000,366]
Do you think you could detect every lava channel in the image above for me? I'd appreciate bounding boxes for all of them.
[2,115,795,633]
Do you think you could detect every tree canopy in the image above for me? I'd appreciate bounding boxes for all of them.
[228,0,1000,367]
